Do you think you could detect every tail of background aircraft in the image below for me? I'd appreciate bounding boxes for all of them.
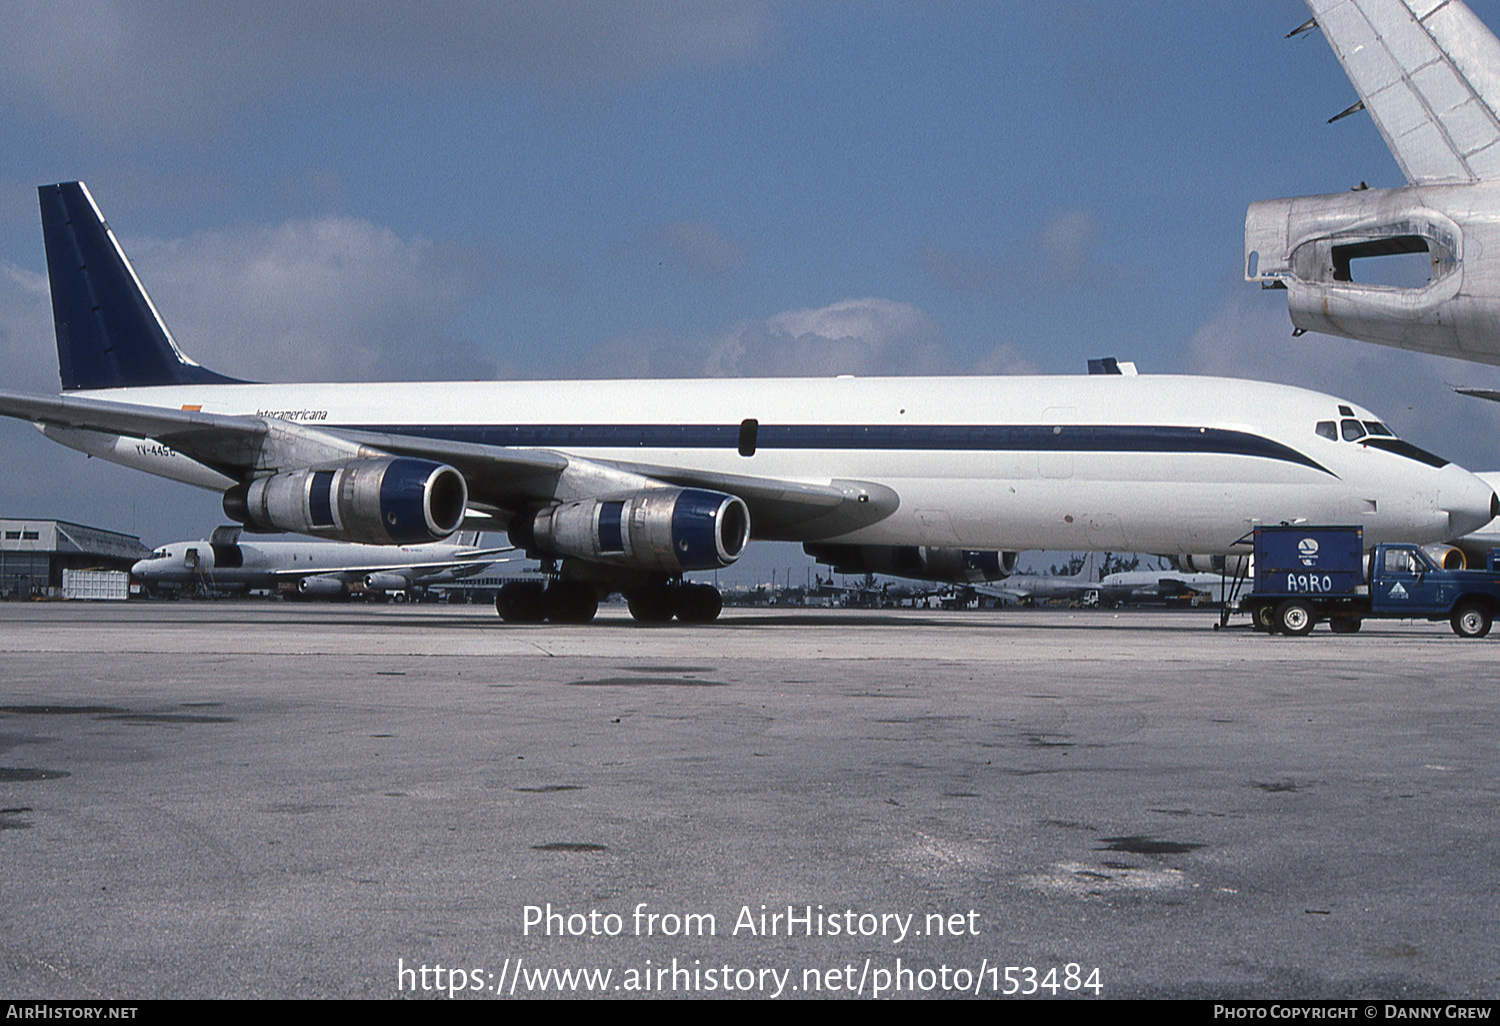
[38,182,243,391]
[1073,551,1099,583]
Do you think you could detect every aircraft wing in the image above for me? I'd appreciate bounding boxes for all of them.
[335,425,895,538]
[0,389,896,540]
[1305,0,1500,184]
[972,582,1030,602]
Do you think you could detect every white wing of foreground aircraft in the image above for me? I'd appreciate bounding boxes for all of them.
[1247,0,1500,365]
[1,183,1495,623]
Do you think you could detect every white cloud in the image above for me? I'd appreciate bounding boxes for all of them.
[921,208,1104,296]
[577,297,951,379]
[1186,291,1500,471]
[0,260,57,393]
[0,1,780,137]
[576,296,1052,379]
[706,296,949,377]
[124,217,496,382]
[648,220,749,278]
[971,342,1043,376]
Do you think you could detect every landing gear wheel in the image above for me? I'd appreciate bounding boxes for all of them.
[627,586,676,623]
[1329,617,1362,634]
[1275,599,1316,637]
[544,582,598,624]
[674,583,723,623]
[1451,601,1492,639]
[495,581,546,622]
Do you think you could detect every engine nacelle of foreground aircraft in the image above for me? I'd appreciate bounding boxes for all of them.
[223,457,467,545]
[297,576,348,598]
[1422,544,1468,571]
[804,544,1019,584]
[528,487,751,573]
[1175,554,1251,576]
[1246,185,1500,364]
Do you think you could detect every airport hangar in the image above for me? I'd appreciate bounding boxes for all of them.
[0,518,151,599]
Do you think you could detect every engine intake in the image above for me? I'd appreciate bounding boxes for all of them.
[804,544,1019,584]
[224,457,467,545]
[530,488,750,573]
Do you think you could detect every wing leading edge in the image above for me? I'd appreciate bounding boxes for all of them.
[0,389,897,541]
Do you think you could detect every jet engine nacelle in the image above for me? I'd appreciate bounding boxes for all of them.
[1246,184,1500,364]
[297,576,348,597]
[1423,544,1468,571]
[529,487,751,573]
[364,572,414,591]
[804,544,1019,584]
[1176,554,1251,575]
[223,457,467,545]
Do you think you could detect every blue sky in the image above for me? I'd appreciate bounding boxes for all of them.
[3,1,1499,578]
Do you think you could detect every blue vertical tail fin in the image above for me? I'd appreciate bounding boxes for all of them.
[39,182,243,391]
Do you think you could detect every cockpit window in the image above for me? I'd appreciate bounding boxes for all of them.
[1363,421,1393,436]
[1315,421,1337,441]
[1341,419,1367,441]
[1360,436,1450,468]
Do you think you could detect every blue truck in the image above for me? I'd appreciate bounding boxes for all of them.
[1245,525,1500,638]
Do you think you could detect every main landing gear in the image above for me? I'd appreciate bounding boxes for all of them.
[625,581,722,624]
[494,579,723,624]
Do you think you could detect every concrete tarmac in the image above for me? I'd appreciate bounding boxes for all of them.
[0,602,1496,999]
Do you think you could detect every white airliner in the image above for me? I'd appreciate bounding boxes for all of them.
[131,528,510,598]
[0,183,1496,623]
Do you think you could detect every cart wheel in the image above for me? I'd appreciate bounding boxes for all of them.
[1275,599,1316,637]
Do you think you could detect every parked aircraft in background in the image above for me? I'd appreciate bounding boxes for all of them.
[1246,0,1500,367]
[0,183,1496,624]
[131,528,510,598]
[971,553,1101,607]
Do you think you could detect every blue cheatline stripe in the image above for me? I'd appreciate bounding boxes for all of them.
[346,423,1333,475]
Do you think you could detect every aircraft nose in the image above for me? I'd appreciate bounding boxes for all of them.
[1438,463,1500,538]
[130,559,149,576]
